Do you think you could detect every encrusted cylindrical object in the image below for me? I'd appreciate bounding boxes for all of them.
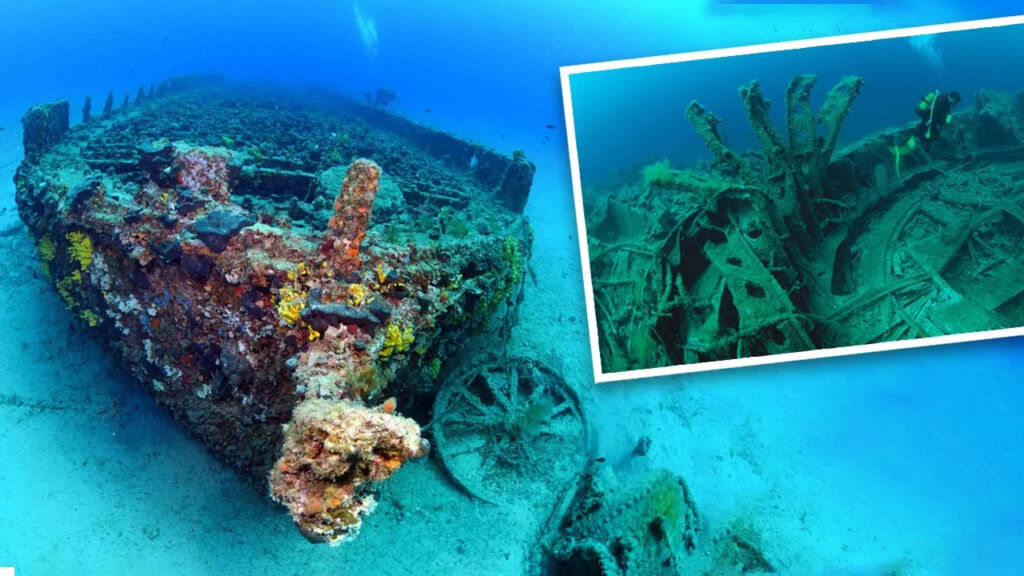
[324,158,380,271]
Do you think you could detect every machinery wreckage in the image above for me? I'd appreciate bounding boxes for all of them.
[17,76,784,573]
[586,75,1024,373]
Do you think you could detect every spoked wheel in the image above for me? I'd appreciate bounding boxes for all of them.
[431,354,589,504]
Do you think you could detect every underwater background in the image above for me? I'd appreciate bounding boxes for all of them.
[570,24,1024,184]
[1,1,1023,574]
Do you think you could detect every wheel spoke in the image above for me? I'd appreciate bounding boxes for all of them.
[442,426,488,442]
[446,439,488,459]
[483,373,512,412]
[508,364,519,407]
[457,385,500,418]
[526,384,546,406]
[529,365,547,390]
[480,447,499,473]
[444,413,496,428]
[550,401,574,418]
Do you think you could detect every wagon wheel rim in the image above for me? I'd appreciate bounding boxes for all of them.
[432,355,589,504]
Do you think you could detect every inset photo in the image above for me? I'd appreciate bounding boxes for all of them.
[562,16,1024,381]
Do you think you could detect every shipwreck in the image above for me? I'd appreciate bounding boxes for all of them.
[586,75,1024,372]
[13,75,577,544]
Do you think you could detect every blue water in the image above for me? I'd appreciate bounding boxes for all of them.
[2,1,1024,574]
[570,23,1024,183]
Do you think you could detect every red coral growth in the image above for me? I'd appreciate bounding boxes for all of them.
[323,159,380,272]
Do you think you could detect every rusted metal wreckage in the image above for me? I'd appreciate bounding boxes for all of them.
[14,75,595,544]
[587,76,1024,372]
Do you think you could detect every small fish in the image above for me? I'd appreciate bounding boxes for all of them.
[0,126,4,131]
[545,124,555,129]
[425,108,432,113]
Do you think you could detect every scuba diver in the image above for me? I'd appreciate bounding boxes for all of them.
[891,89,961,175]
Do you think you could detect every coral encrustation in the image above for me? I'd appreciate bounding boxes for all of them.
[269,399,428,544]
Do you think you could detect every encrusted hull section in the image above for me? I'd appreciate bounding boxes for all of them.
[15,76,534,542]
